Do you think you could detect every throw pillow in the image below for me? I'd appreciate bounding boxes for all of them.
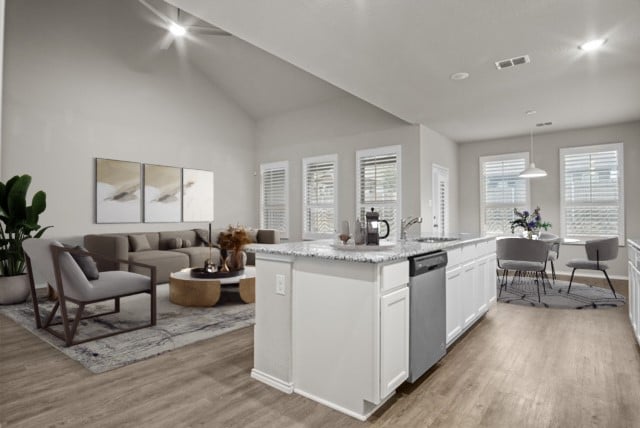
[64,244,100,280]
[166,237,182,250]
[194,228,210,246]
[129,234,151,252]
[183,239,192,248]
[245,228,258,243]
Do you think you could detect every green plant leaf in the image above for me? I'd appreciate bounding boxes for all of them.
[33,225,53,238]
[30,190,46,218]
[7,175,30,224]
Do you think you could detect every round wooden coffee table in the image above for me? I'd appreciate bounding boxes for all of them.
[169,266,256,307]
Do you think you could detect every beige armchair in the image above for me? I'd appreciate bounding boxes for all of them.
[22,238,157,347]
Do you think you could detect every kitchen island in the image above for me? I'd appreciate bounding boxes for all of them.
[249,235,496,420]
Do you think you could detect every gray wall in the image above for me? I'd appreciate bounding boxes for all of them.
[459,121,640,277]
[256,95,421,242]
[1,0,257,241]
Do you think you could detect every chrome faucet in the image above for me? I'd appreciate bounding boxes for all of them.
[400,216,423,240]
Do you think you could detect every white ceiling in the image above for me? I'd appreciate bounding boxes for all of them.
[166,0,640,142]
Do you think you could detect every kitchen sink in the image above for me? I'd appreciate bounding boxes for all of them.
[414,237,459,243]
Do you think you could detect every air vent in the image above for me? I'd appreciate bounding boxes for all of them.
[495,54,531,70]
[536,122,553,127]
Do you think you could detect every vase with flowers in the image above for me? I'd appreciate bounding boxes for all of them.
[218,225,252,271]
[509,207,552,239]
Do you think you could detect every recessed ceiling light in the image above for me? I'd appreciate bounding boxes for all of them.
[450,72,470,81]
[525,110,537,115]
[169,22,187,37]
[579,38,607,51]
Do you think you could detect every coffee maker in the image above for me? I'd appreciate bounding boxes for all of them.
[365,207,390,245]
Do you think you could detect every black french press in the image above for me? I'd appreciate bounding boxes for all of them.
[365,207,390,245]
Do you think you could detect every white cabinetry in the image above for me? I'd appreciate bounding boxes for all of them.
[445,239,496,347]
[628,242,640,347]
[289,258,409,420]
[380,287,409,398]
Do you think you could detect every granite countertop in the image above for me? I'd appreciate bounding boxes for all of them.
[248,234,493,264]
[628,239,640,251]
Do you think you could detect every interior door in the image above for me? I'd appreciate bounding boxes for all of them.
[432,164,449,236]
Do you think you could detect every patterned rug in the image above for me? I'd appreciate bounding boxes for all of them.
[0,283,254,373]
[497,277,625,309]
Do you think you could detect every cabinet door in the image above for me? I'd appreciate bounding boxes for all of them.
[462,261,477,328]
[380,286,409,398]
[630,261,636,330]
[484,254,497,307]
[476,256,489,314]
[446,265,462,345]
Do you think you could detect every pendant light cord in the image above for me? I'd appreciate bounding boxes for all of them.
[530,129,534,162]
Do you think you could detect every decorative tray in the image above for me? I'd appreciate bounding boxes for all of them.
[329,242,396,251]
[190,268,245,279]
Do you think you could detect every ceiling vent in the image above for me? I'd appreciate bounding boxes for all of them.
[536,122,553,127]
[495,55,531,70]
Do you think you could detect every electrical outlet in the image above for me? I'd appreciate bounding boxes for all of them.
[276,274,286,295]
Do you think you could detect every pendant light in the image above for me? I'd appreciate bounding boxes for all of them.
[519,129,547,178]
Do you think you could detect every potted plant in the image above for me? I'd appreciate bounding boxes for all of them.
[509,206,551,239]
[0,175,51,304]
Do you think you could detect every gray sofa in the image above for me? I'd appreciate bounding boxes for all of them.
[84,228,279,283]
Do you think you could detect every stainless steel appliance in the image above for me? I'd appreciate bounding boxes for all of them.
[407,251,448,383]
[365,207,390,245]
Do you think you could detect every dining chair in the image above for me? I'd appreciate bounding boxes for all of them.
[538,231,561,283]
[496,237,552,302]
[22,238,157,347]
[566,237,618,298]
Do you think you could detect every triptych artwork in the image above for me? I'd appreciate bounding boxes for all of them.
[95,158,214,224]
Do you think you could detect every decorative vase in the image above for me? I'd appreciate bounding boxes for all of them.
[226,250,247,271]
[0,274,31,305]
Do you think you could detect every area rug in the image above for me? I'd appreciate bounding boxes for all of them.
[497,278,625,309]
[0,283,254,373]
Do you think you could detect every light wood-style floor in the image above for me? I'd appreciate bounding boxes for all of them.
[1,280,639,428]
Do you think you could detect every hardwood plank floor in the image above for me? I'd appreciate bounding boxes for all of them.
[2,285,639,427]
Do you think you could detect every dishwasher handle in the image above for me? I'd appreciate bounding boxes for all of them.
[409,251,448,276]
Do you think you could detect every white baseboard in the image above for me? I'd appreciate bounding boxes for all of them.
[250,369,293,394]
[294,387,394,421]
[553,270,628,281]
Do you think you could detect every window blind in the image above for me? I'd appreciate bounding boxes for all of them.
[560,144,624,240]
[260,162,289,238]
[479,153,530,235]
[356,146,401,239]
[303,155,337,239]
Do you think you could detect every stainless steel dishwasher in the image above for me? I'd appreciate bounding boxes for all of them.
[407,250,448,383]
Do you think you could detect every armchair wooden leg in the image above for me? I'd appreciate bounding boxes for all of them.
[25,256,42,329]
[58,297,73,347]
[567,268,576,294]
[150,285,157,326]
[602,269,617,298]
[69,303,85,342]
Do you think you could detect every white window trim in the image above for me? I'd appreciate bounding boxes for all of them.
[260,160,289,239]
[479,152,531,236]
[302,154,338,240]
[559,142,625,243]
[356,145,402,240]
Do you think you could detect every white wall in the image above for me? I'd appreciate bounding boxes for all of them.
[1,0,256,242]
[256,95,420,242]
[419,125,459,235]
[459,121,640,277]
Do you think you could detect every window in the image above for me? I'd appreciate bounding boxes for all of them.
[302,154,338,239]
[260,161,289,239]
[479,153,530,236]
[356,145,402,239]
[560,143,624,241]
[432,164,449,235]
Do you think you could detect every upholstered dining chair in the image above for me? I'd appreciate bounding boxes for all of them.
[22,238,157,346]
[538,231,561,283]
[496,237,552,302]
[566,237,619,298]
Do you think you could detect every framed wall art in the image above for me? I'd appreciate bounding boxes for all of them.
[95,158,142,223]
[182,168,214,222]
[143,164,182,223]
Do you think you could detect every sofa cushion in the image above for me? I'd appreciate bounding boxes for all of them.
[129,234,151,252]
[183,239,192,248]
[173,247,221,268]
[159,231,198,250]
[245,228,259,244]
[129,250,189,283]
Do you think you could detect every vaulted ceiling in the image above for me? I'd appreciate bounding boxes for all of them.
[164,0,640,142]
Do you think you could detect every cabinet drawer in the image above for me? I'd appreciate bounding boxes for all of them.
[381,260,409,293]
